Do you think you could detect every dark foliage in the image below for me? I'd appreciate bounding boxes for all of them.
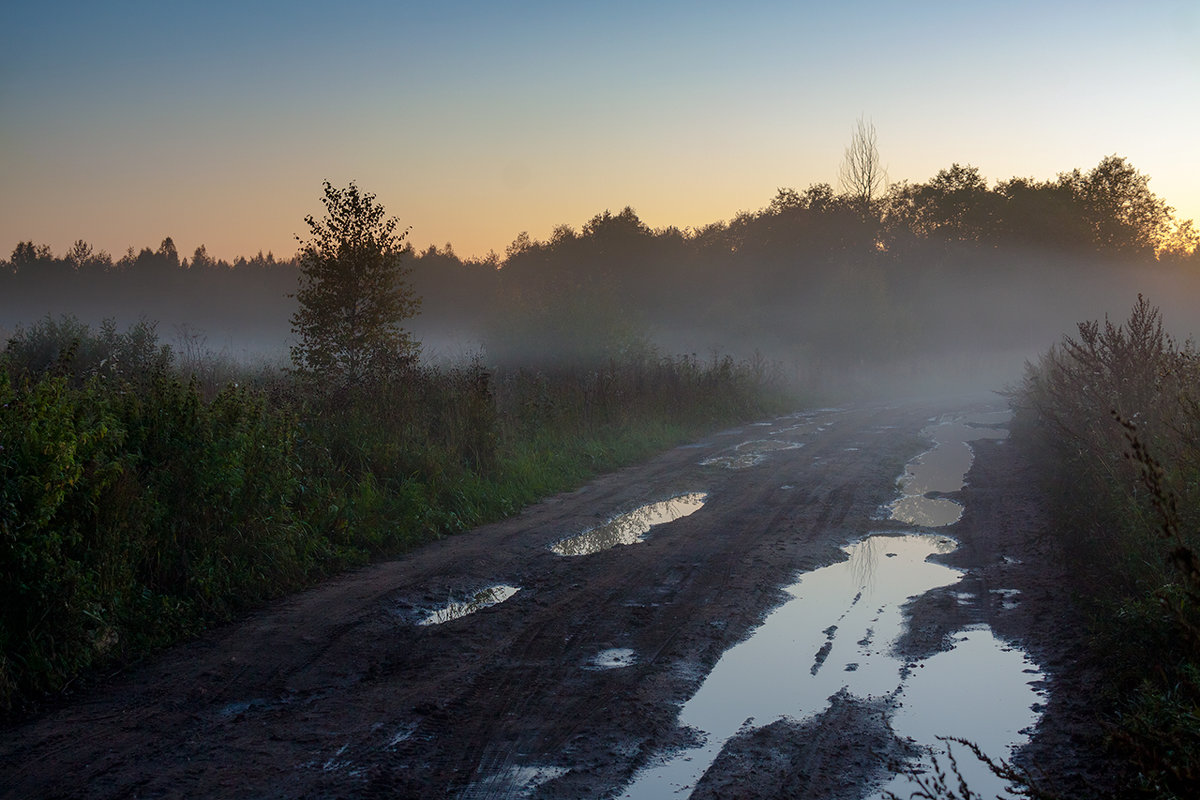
[290,181,421,393]
[1012,299,1200,798]
[0,318,789,714]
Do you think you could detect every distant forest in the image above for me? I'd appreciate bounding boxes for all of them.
[4,155,1199,385]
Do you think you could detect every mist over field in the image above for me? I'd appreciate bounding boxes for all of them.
[4,154,1198,402]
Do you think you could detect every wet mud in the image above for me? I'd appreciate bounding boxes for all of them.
[690,692,917,800]
[0,401,1102,799]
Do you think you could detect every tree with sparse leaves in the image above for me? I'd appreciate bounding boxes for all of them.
[838,116,888,213]
[290,181,420,391]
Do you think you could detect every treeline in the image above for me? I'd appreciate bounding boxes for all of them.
[0,240,299,351]
[1012,297,1200,798]
[3,155,1198,376]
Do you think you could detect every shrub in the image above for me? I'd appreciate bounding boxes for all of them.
[1012,296,1200,797]
[0,317,796,714]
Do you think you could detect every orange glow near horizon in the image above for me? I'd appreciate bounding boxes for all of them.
[1,2,1197,263]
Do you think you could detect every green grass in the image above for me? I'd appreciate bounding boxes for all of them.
[0,317,798,715]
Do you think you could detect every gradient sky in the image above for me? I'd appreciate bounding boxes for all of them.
[3,1,1198,262]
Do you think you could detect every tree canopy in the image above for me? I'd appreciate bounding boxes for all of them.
[290,181,420,391]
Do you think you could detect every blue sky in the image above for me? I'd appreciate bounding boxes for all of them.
[3,1,1197,260]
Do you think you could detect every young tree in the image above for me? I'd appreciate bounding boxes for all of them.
[290,181,421,390]
[838,116,888,213]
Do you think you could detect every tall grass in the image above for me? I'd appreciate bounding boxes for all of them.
[0,316,795,714]
[1011,296,1200,797]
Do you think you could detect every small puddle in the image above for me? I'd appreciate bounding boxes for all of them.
[769,408,844,436]
[700,440,802,470]
[417,585,520,626]
[588,648,638,669]
[550,493,706,556]
[618,533,1043,799]
[889,411,1009,527]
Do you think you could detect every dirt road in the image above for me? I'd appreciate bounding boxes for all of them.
[0,400,1101,799]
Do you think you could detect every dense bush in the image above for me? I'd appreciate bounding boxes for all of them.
[0,318,793,714]
[1012,297,1200,797]
[0,348,337,710]
[1014,296,1200,582]
[5,315,172,386]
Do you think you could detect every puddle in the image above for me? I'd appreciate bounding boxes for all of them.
[617,533,1043,799]
[588,648,637,669]
[417,585,520,626]
[867,626,1044,800]
[550,493,706,556]
[767,408,843,437]
[889,411,1010,527]
[700,440,803,470]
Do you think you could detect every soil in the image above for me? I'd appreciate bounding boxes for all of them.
[0,399,1108,799]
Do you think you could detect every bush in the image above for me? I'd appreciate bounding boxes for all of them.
[1013,295,1200,584]
[1011,296,1200,797]
[0,316,796,714]
[5,315,172,387]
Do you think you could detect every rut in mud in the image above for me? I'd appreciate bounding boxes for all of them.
[0,400,1092,800]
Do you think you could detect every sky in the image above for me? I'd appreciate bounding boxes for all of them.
[3,0,1198,263]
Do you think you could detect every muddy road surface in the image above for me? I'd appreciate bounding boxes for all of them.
[1,400,1099,799]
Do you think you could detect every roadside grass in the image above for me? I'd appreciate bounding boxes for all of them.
[1010,296,1200,798]
[0,316,797,715]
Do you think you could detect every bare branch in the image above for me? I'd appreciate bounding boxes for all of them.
[838,116,888,209]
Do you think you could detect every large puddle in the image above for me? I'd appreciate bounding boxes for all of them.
[550,493,707,556]
[620,409,1043,799]
[889,412,1009,527]
[619,534,1043,799]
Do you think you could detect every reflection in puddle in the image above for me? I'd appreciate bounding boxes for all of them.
[551,493,706,556]
[418,585,520,626]
[618,533,1043,799]
[700,440,802,470]
[889,411,1010,527]
[868,626,1043,800]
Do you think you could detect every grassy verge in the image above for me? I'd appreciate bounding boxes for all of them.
[0,317,797,715]
[1010,296,1200,798]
